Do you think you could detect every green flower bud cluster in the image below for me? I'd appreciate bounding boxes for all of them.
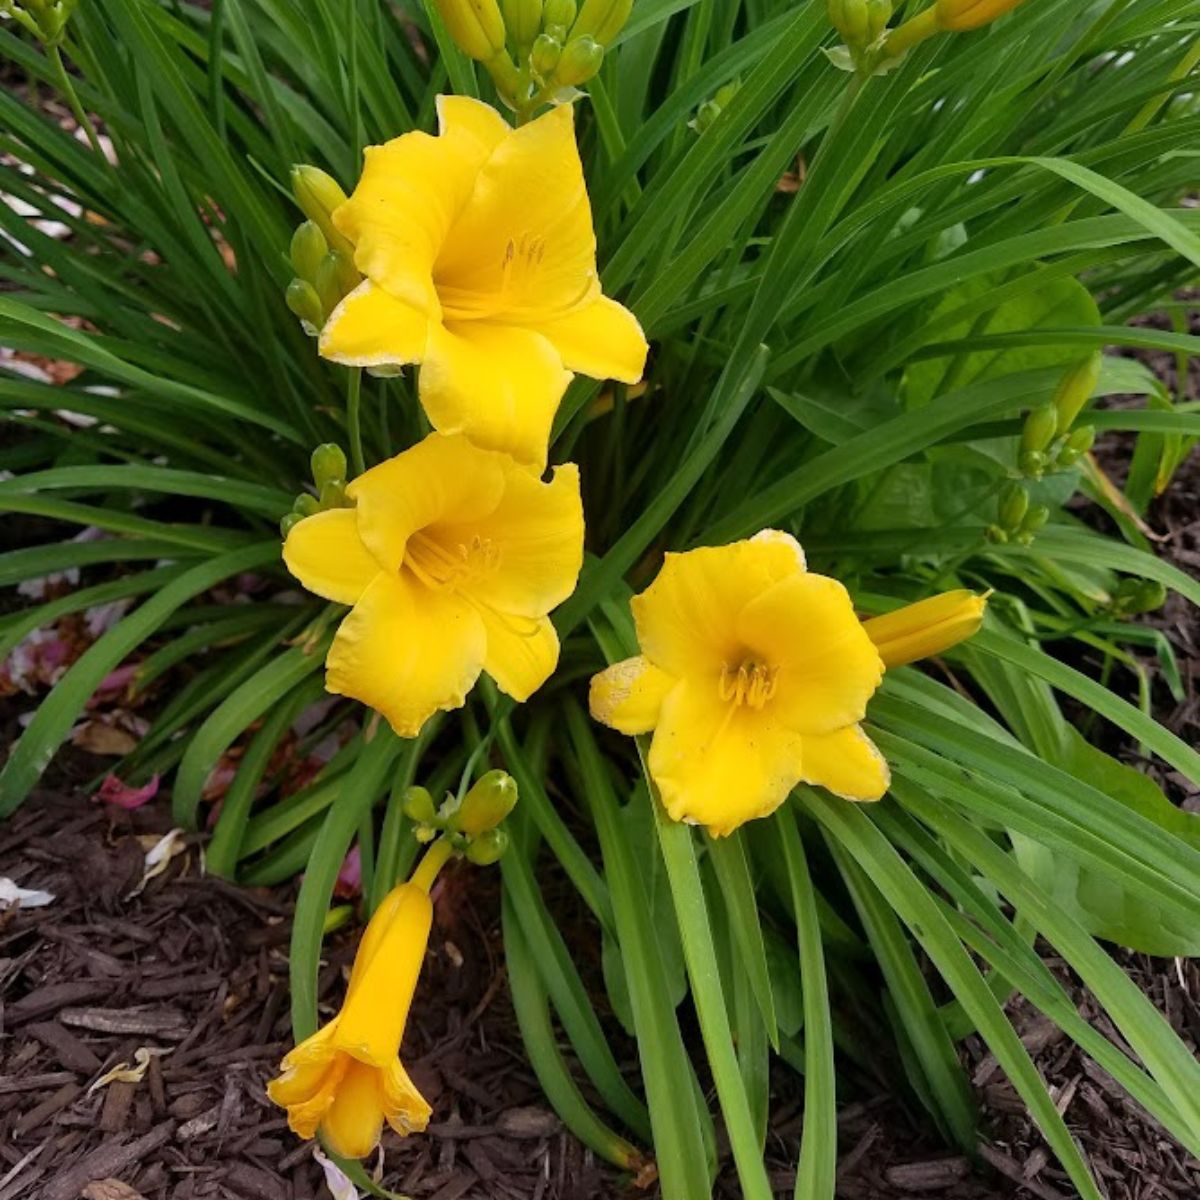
[987,481,1048,546]
[827,0,892,48]
[402,770,519,865]
[1111,577,1167,617]
[438,0,630,118]
[1,0,78,46]
[1017,354,1100,480]
[280,443,350,538]
[285,167,360,337]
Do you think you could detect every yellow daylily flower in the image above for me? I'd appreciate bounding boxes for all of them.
[284,432,584,737]
[862,589,988,667]
[319,96,648,470]
[590,533,989,836]
[267,882,433,1158]
[589,531,889,836]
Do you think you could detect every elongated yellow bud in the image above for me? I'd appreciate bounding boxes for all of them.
[503,0,542,46]
[862,590,988,668]
[1052,352,1102,435]
[936,0,1026,31]
[570,0,630,47]
[435,0,507,60]
[290,166,353,256]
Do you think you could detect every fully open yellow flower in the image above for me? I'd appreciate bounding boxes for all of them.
[319,96,648,470]
[284,432,584,737]
[589,532,988,836]
[590,531,888,836]
[268,882,432,1158]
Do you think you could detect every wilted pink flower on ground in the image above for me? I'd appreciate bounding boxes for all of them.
[96,773,160,810]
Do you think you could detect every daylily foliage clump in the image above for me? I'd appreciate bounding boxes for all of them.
[3,0,1200,1197]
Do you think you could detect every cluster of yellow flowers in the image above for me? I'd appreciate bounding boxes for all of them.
[268,3,1010,1156]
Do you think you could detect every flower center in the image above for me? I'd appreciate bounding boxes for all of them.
[405,531,500,591]
[718,659,778,710]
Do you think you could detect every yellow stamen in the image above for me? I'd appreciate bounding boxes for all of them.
[718,659,778,709]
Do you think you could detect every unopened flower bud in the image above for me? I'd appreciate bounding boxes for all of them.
[434,0,507,60]
[311,443,348,489]
[402,786,438,825]
[280,512,303,538]
[1052,353,1101,435]
[828,0,869,43]
[319,480,346,509]
[998,481,1028,532]
[530,32,562,75]
[1020,504,1050,537]
[866,0,891,39]
[985,524,1008,544]
[293,493,320,518]
[465,828,509,865]
[315,251,356,316]
[543,0,576,26]
[862,590,988,668]
[936,0,1027,31]
[503,0,543,46]
[1021,402,1058,457]
[1114,578,1166,615]
[570,0,629,46]
[285,278,324,332]
[290,221,327,283]
[291,166,352,254]
[553,34,603,85]
[454,770,518,836]
[1018,448,1046,478]
[1057,425,1095,468]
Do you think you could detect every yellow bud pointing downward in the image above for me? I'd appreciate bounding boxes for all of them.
[936,0,1026,30]
[861,590,988,669]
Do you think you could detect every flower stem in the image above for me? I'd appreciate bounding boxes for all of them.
[346,368,365,476]
[409,837,455,893]
[47,42,106,161]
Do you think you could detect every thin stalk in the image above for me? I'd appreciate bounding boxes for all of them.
[346,368,365,475]
[47,42,106,161]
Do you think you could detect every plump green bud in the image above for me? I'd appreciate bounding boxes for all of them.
[290,221,327,284]
[402,786,438,825]
[1114,578,1166,615]
[291,166,351,255]
[1053,353,1102,435]
[985,524,1009,544]
[1057,424,1095,467]
[998,481,1028,532]
[465,828,509,866]
[1021,402,1058,456]
[280,512,303,538]
[503,0,543,46]
[828,0,869,43]
[311,443,348,489]
[1018,448,1045,478]
[434,0,507,60]
[1020,504,1050,536]
[553,34,604,85]
[314,252,353,316]
[454,770,519,836]
[285,279,324,332]
[293,493,320,517]
[570,0,629,45]
[319,480,346,509]
[530,32,562,74]
[543,0,575,25]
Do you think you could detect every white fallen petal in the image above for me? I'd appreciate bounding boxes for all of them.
[0,879,55,908]
[126,829,188,898]
[313,1148,360,1200]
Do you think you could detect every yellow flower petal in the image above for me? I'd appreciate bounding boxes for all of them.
[319,280,428,368]
[321,1058,387,1160]
[736,573,884,735]
[589,656,675,734]
[283,508,382,605]
[434,93,511,155]
[481,611,560,701]
[648,680,805,837]
[335,116,493,314]
[420,319,572,468]
[346,432,507,573]
[631,535,807,679]
[800,725,890,801]
[861,590,987,668]
[447,462,583,617]
[382,1058,433,1136]
[433,103,596,320]
[327,572,485,738]
[537,293,648,384]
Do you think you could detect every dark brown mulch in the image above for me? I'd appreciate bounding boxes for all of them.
[4,787,1199,1200]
